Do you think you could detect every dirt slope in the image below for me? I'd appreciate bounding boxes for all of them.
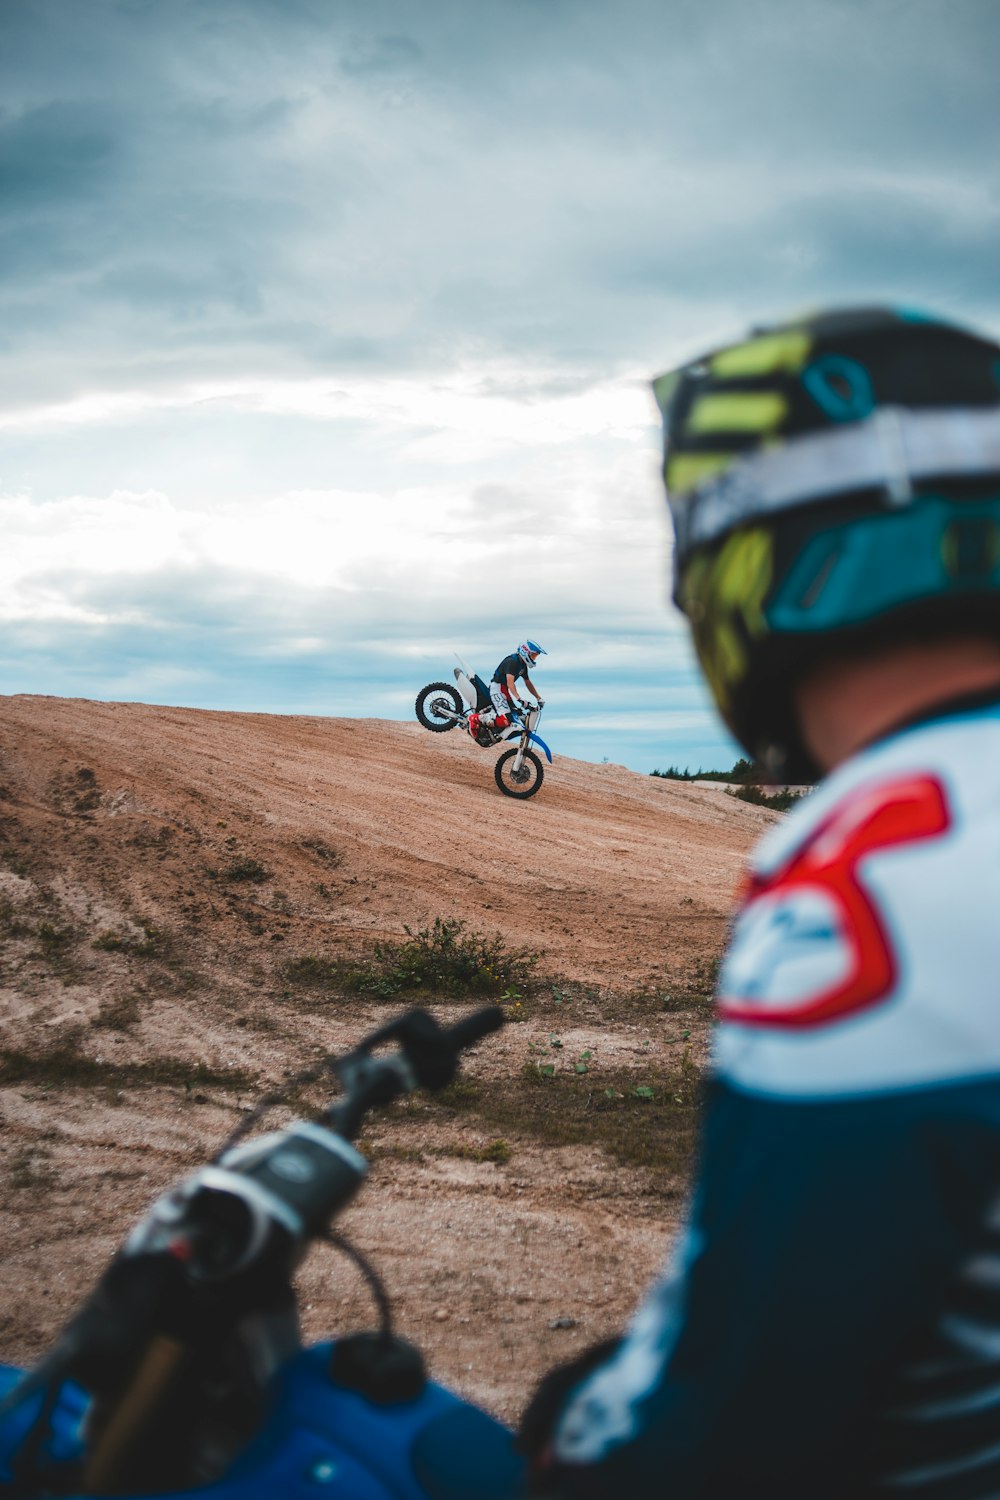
[0,694,773,1425]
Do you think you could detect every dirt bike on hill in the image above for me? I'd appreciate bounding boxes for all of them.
[414,660,552,801]
[0,1007,525,1500]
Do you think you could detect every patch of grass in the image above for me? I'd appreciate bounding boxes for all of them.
[659,956,720,1015]
[72,767,101,814]
[33,920,78,973]
[0,899,33,942]
[219,858,270,884]
[127,825,174,850]
[433,1075,479,1109]
[345,917,537,1002]
[420,1053,704,1180]
[37,921,75,958]
[0,1038,255,1093]
[92,920,166,959]
[302,838,341,868]
[449,1137,512,1164]
[660,989,714,1015]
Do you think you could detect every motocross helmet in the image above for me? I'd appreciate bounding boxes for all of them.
[519,640,547,666]
[654,307,1000,780]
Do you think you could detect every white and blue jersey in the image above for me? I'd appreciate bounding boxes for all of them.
[552,694,1000,1498]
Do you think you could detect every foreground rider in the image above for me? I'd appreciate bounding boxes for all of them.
[519,308,1000,1497]
[482,641,546,730]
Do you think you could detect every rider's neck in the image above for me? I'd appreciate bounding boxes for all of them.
[794,633,1000,774]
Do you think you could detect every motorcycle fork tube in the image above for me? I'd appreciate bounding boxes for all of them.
[82,1334,185,1492]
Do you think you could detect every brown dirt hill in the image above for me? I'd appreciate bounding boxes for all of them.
[0,694,773,1427]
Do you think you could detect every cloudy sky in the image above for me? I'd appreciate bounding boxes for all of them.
[2,0,998,772]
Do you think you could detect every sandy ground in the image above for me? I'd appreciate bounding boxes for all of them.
[0,694,774,1427]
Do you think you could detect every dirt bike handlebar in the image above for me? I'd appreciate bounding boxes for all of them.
[127,1005,504,1283]
[0,1006,505,1445]
[324,1005,503,1137]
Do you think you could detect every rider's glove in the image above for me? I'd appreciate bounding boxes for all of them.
[535,699,545,708]
[515,1336,621,1475]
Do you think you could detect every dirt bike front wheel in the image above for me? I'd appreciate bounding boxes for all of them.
[416,682,463,732]
[495,747,544,799]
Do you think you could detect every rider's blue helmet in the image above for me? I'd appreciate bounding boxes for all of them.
[519,640,546,666]
[653,306,1000,779]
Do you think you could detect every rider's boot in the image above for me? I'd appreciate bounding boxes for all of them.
[468,713,482,740]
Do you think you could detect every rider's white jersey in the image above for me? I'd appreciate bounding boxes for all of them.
[716,698,1000,1098]
[553,693,1000,1499]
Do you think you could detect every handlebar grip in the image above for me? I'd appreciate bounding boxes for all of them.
[443,1006,504,1055]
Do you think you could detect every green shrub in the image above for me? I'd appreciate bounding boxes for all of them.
[727,784,806,812]
[451,1137,512,1164]
[348,917,537,1001]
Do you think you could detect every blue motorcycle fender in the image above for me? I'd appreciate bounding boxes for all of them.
[0,1348,526,1500]
[527,734,552,764]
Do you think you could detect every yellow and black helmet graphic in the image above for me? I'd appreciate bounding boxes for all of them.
[652,307,1000,777]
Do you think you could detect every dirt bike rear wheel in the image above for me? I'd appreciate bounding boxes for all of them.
[415,682,463,731]
[495,747,544,799]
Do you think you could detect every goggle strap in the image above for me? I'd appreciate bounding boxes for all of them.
[670,405,1000,558]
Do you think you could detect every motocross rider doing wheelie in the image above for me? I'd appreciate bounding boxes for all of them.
[470,640,547,740]
[518,308,1000,1499]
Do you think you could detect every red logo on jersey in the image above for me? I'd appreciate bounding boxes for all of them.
[718,774,950,1028]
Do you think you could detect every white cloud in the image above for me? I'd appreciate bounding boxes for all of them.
[0,366,652,454]
[2,0,998,773]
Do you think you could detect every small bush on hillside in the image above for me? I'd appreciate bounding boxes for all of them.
[72,767,101,813]
[348,917,537,1001]
[37,922,76,959]
[301,838,341,868]
[0,900,32,941]
[220,858,270,884]
[92,920,165,958]
[727,784,806,813]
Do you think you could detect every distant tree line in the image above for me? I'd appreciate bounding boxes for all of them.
[650,758,810,813]
[650,757,757,785]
